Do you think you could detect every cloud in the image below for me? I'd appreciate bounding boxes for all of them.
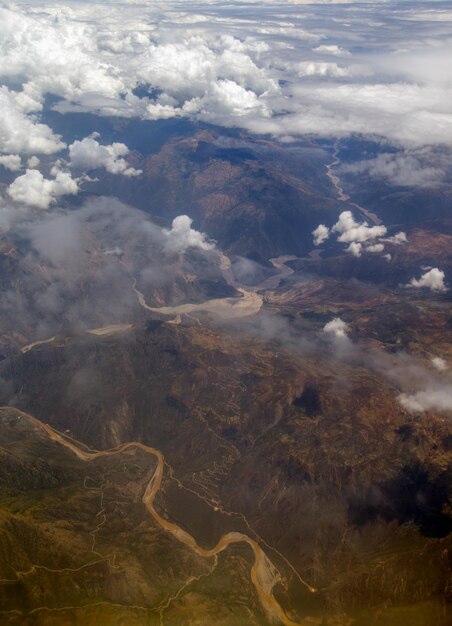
[332,211,387,244]
[68,136,142,177]
[0,154,21,171]
[321,319,452,415]
[138,39,275,100]
[7,168,79,209]
[313,45,350,57]
[365,243,385,254]
[382,232,407,245]
[27,156,40,168]
[239,297,452,416]
[323,317,349,338]
[346,242,362,257]
[297,62,349,78]
[341,334,452,415]
[27,212,84,269]
[0,196,225,338]
[163,215,215,255]
[194,79,271,119]
[408,268,447,293]
[399,387,452,414]
[431,357,447,372]
[0,86,65,155]
[339,152,446,187]
[228,256,273,287]
[280,81,452,148]
[224,287,452,417]
[312,224,330,246]
[312,211,407,260]
[0,2,451,148]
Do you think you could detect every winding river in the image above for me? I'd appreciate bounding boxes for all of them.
[12,409,308,625]
[20,254,296,354]
[326,142,382,226]
[13,254,315,623]
[132,254,295,321]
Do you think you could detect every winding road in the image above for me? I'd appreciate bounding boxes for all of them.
[10,409,310,626]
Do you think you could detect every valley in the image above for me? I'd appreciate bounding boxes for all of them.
[0,114,450,626]
[0,1,451,624]
[2,409,306,626]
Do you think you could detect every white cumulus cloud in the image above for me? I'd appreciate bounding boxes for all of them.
[312,211,406,260]
[323,317,349,338]
[163,215,215,255]
[408,268,447,293]
[27,156,41,168]
[346,241,362,257]
[68,136,142,177]
[298,61,349,78]
[184,79,272,121]
[7,168,79,209]
[313,45,350,57]
[0,2,450,149]
[312,224,330,246]
[383,232,407,245]
[332,211,387,244]
[0,86,65,155]
[0,154,22,171]
[366,243,385,254]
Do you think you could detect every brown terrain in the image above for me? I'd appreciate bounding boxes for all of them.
[0,294,450,625]
[86,129,342,261]
[0,126,450,626]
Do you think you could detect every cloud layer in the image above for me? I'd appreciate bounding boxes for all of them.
[0,1,451,154]
[339,151,446,188]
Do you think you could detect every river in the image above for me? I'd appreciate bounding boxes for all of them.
[9,408,312,625]
[326,142,382,226]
